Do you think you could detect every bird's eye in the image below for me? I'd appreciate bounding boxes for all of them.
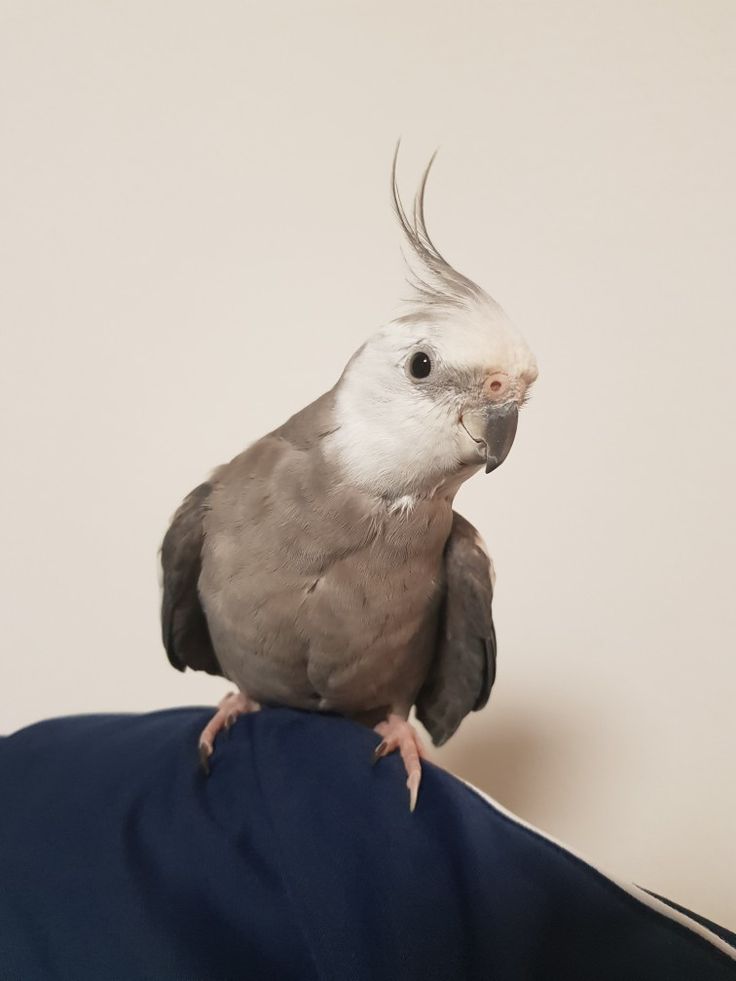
[409,351,432,379]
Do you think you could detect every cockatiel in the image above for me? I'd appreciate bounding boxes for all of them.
[160,148,538,810]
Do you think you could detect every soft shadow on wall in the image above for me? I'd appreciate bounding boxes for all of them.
[433,701,590,836]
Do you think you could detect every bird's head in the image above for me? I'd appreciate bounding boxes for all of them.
[326,148,538,501]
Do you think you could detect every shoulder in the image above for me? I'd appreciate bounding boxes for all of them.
[272,388,339,451]
[212,389,338,490]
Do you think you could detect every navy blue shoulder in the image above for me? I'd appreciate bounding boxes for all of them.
[0,707,734,980]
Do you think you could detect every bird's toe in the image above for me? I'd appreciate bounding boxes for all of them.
[372,714,427,811]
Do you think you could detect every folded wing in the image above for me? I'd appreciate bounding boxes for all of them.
[416,512,497,746]
[160,482,223,677]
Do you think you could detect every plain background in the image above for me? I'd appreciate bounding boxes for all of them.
[1,0,734,926]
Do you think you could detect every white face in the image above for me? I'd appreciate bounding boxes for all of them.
[324,300,538,499]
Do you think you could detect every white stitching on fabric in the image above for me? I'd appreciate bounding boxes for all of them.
[461,779,736,964]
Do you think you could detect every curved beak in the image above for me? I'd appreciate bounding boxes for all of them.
[462,402,519,473]
[483,402,519,472]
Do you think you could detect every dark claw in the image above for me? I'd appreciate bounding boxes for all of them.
[198,743,212,776]
[372,740,388,765]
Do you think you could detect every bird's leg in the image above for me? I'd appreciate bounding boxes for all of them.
[373,713,427,812]
[198,690,258,774]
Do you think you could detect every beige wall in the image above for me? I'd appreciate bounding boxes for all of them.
[1,0,734,926]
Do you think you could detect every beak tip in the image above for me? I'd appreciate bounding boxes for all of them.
[482,402,519,475]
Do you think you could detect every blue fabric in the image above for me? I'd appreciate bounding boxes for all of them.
[0,707,734,980]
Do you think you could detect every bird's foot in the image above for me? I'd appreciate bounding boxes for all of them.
[373,714,427,812]
[198,690,258,774]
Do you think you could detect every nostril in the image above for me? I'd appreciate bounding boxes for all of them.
[485,372,509,398]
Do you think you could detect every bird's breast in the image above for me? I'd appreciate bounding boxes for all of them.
[294,500,451,714]
[201,474,453,715]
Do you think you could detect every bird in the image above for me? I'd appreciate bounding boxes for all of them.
[160,146,538,811]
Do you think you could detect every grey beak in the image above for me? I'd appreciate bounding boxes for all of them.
[482,403,519,473]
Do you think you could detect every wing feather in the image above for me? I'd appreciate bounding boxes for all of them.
[415,512,497,746]
[160,482,222,677]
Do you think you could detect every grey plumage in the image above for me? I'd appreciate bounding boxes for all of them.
[416,513,496,746]
[161,393,495,745]
[160,482,220,677]
[160,148,537,764]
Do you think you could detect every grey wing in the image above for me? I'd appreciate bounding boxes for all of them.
[160,481,223,676]
[415,512,497,747]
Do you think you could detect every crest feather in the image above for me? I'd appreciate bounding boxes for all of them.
[391,143,494,321]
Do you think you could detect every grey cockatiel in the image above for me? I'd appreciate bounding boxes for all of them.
[161,148,537,809]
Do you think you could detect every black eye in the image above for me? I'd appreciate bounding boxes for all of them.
[409,351,432,379]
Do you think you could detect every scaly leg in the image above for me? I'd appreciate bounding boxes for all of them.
[199,690,258,774]
[373,713,428,812]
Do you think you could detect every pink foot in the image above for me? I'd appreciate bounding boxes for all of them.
[199,690,258,774]
[373,714,428,812]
